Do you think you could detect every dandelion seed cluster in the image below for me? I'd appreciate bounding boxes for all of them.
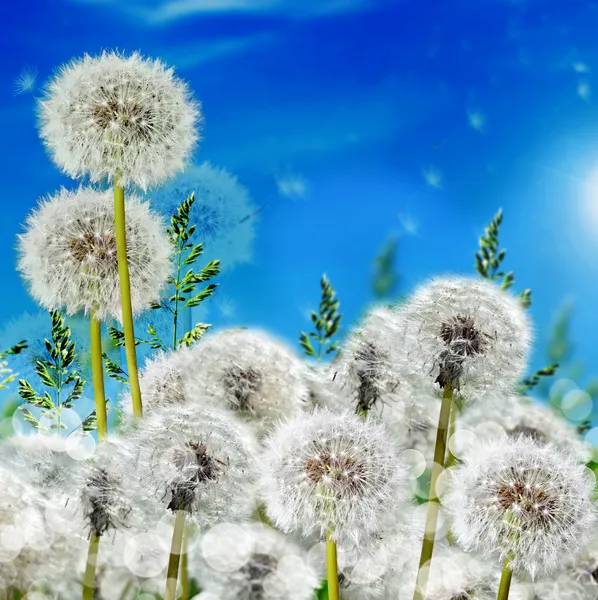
[18,187,172,322]
[38,51,200,190]
[444,435,597,579]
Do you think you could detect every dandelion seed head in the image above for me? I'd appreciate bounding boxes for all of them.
[184,329,313,434]
[18,186,172,323]
[444,436,597,579]
[259,410,411,550]
[120,404,259,529]
[38,51,201,190]
[399,277,532,402]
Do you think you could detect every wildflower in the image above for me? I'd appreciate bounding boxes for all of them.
[151,162,257,270]
[184,328,313,433]
[259,409,411,550]
[443,435,597,579]
[17,186,172,323]
[120,403,259,529]
[457,394,592,462]
[193,522,321,600]
[398,277,532,402]
[38,51,200,190]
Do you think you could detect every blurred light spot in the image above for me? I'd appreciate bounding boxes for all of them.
[201,523,253,572]
[585,427,598,447]
[549,378,577,404]
[124,532,169,578]
[401,449,427,479]
[561,389,593,422]
[449,429,478,459]
[435,466,455,500]
[65,432,96,461]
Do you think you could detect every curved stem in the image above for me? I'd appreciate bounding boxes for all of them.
[81,531,101,600]
[496,561,513,600]
[326,530,340,600]
[412,383,453,600]
[180,525,190,600]
[164,510,187,600]
[90,315,108,440]
[114,182,143,418]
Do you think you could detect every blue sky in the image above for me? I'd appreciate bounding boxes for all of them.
[1,0,598,409]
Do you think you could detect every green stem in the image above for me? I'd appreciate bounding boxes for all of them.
[445,406,457,467]
[412,383,453,600]
[180,525,190,600]
[326,530,340,600]
[172,238,184,350]
[164,510,187,600]
[496,561,513,600]
[114,182,143,418]
[118,580,133,600]
[81,531,101,600]
[90,315,108,440]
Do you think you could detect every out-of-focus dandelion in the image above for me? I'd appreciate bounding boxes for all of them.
[276,174,309,199]
[444,436,597,586]
[423,166,443,189]
[152,162,257,272]
[38,50,201,418]
[468,107,487,132]
[184,328,314,434]
[259,409,411,600]
[118,404,259,600]
[578,81,591,102]
[13,65,38,96]
[193,522,321,600]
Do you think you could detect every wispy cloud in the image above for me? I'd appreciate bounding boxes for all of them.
[68,0,374,26]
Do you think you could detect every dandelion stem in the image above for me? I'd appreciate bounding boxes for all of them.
[412,383,453,600]
[180,525,190,600]
[81,531,101,600]
[114,181,143,418]
[445,407,457,467]
[326,530,340,600]
[496,560,513,600]
[90,314,108,440]
[164,509,187,600]
[118,580,133,600]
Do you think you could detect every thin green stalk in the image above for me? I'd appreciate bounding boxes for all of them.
[114,181,143,418]
[164,510,187,600]
[81,531,101,600]
[445,407,457,467]
[180,525,190,600]
[326,530,340,600]
[496,560,513,600]
[90,315,108,440]
[412,383,453,600]
[118,580,133,600]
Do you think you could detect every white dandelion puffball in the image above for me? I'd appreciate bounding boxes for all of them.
[259,410,411,549]
[458,394,592,462]
[151,161,257,270]
[184,328,313,433]
[38,50,200,190]
[328,305,434,416]
[120,345,195,418]
[443,435,597,579]
[18,186,172,323]
[398,277,532,402]
[193,522,321,600]
[121,404,259,529]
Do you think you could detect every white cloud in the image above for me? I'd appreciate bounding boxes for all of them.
[68,0,373,26]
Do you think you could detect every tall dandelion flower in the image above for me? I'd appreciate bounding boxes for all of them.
[193,522,321,600]
[443,435,597,598]
[400,277,532,600]
[38,50,201,418]
[259,409,411,600]
[184,328,314,434]
[119,404,259,600]
[18,186,172,432]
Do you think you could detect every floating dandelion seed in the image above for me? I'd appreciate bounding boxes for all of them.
[578,81,592,102]
[468,108,487,132]
[259,410,412,550]
[17,187,172,323]
[423,166,443,189]
[13,65,38,96]
[444,435,597,579]
[276,174,309,199]
[38,50,201,190]
[398,212,419,236]
[572,62,590,73]
[215,294,237,319]
[152,162,257,270]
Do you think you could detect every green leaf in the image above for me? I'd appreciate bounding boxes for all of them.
[184,284,218,308]
[102,353,129,384]
[179,323,211,347]
[299,332,317,357]
[519,363,559,392]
